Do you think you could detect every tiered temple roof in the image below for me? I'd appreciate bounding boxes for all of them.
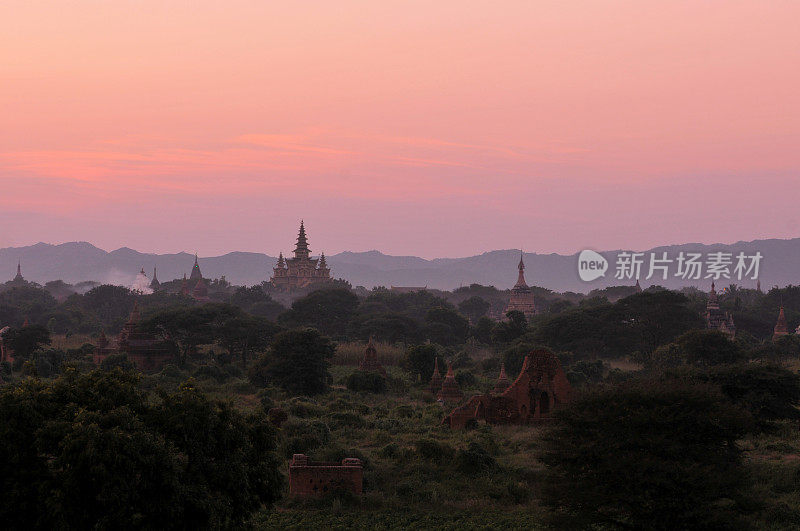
[270,221,333,291]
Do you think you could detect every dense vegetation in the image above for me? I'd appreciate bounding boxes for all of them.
[1,277,800,528]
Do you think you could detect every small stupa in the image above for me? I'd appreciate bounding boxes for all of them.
[493,362,510,394]
[428,357,443,394]
[359,337,387,376]
[437,362,463,403]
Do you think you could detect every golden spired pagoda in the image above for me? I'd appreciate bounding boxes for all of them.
[503,253,537,319]
[270,221,332,291]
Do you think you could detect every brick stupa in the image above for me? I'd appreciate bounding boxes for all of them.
[437,362,463,403]
[773,306,789,341]
[428,357,443,394]
[493,362,510,394]
[358,337,386,377]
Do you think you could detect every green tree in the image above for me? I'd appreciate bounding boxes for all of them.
[3,324,51,359]
[214,311,282,364]
[83,284,135,328]
[457,296,491,322]
[0,369,282,529]
[278,288,359,337]
[424,307,469,345]
[701,363,800,428]
[650,329,746,367]
[540,380,752,529]
[230,285,285,320]
[401,344,442,382]
[491,310,528,344]
[248,328,335,395]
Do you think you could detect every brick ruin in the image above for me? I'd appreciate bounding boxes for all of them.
[93,301,172,372]
[443,349,572,429]
[288,454,363,497]
[358,337,387,377]
[436,361,463,403]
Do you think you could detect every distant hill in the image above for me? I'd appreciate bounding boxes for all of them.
[1,239,798,293]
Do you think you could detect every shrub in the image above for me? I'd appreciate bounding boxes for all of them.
[455,442,497,474]
[99,353,136,372]
[346,371,387,394]
[540,379,753,529]
[414,438,455,464]
[248,328,335,396]
[454,370,477,389]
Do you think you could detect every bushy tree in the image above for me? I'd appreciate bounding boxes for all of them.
[650,329,746,367]
[401,344,442,382]
[541,380,752,529]
[424,307,469,345]
[346,371,387,393]
[0,369,282,529]
[83,284,135,328]
[278,288,359,337]
[457,296,491,322]
[701,363,800,428]
[248,328,335,396]
[3,324,51,359]
[491,310,528,344]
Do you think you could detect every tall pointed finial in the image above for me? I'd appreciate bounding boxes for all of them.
[13,260,23,282]
[190,253,203,280]
[514,250,528,289]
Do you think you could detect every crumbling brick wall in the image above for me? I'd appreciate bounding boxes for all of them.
[288,454,363,497]
[444,349,572,429]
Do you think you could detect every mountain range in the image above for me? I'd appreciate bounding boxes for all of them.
[1,239,798,293]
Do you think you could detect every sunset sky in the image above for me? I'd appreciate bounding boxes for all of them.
[1,1,799,258]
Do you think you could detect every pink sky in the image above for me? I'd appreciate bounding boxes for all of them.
[1,1,799,258]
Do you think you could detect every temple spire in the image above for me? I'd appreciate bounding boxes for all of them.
[773,305,789,340]
[149,267,160,290]
[294,220,310,259]
[514,251,528,289]
[494,362,510,394]
[190,253,203,281]
[428,357,443,394]
[437,362,463,403]
[13,260,23,282]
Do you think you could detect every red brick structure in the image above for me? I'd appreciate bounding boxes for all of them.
[180,273,191,296]
[443,349,572,429]
[288,454,363,497]
[428,357,443,394]
[270,221,333,291]
[773,306,790,341]
[437,362,463,403]
[503,253,536,319]
[93,301,173,372]
[706,282,735,338]
[358,337,387,377]
[493,362,510,394]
